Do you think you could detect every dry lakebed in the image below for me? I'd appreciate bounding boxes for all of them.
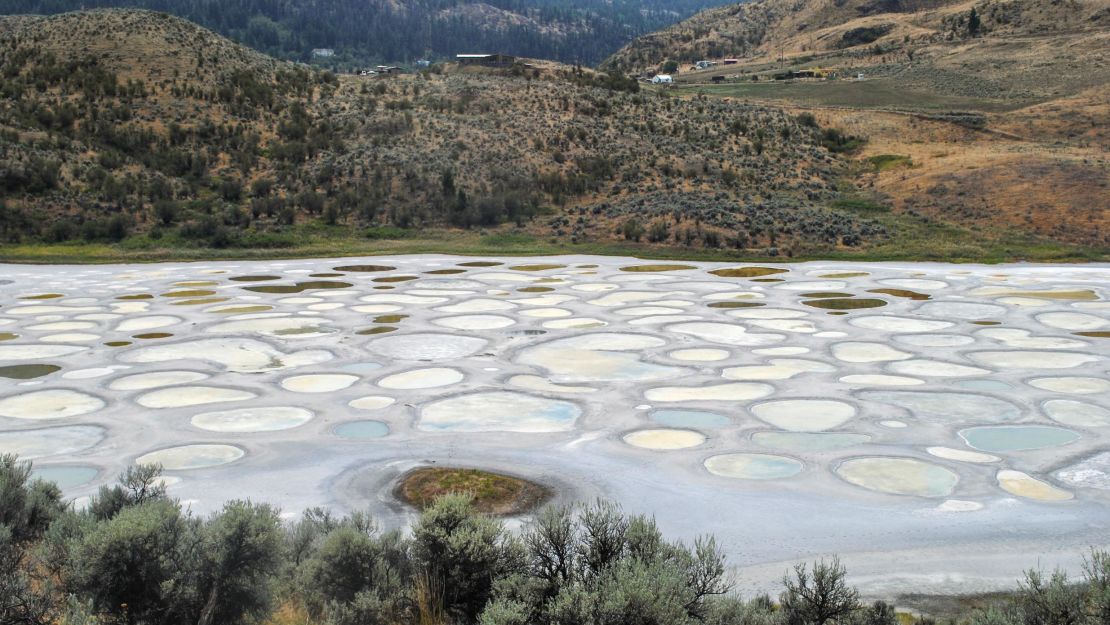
[1,255,1108,596]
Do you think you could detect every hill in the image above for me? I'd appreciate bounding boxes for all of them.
[600,0,1109,253]
[0,9,910,258]
[603,0,1110,74]
[1,0,738,68]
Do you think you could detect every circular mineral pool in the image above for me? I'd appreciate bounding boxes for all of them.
[420,391,579,432]
[849,316,953,333]
[0,425,105,459]
[651,409,730,429]
[366,333,488,361]
[280,374,359,393]
[645,383,774,402]
[334,420,390,439]
[191,406,314,432]
[668,348,730,362]
[1035,312,1107,332]
[997,470,1072,501]
[840,374,924,386]
[109,370,210,391]
[31,465,98,489]
[518,333,679,382]
[751,399,856,432]
[966,351,1100,370]
[623,429,706,450]
[752,432,870,452]
[836,457,958,497]
[136,444,245,470]
[348,395,396,411]
[959,425,1080,452]
[0,389,105,420]
[1029,377,1110,395]
[116,316,181,332]
[377,367,463,390]
[925,446,999,463]
[704,453,803,480]
[667,322,783,346]
[1043,400,1110,427]
[894,334,975,347]
[955,380,1013,392]
[433,315,516,330]
[917,302,1005,319]
[136,386,256,408]
[859,391,1020,423]
[831,342,912,363]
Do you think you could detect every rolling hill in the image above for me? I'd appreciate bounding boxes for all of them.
[0,8,1105,261]
[0,9,900,258]
[600,0,1110,253]
[1,0,738,67]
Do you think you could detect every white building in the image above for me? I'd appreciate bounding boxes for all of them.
[651,74,673,84]
[312,48,335,58]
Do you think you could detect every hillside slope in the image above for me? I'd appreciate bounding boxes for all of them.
[1,10,901,256]
[1,0,737,67]
[599,0,1109,253]
[604,0,1110,73]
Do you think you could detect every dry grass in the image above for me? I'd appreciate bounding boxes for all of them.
[395,468,551,516]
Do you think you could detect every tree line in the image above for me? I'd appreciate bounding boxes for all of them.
[2,454,1109,625]
[2,0,737,67]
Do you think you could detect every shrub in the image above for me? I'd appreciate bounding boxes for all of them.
[780,558,860,625]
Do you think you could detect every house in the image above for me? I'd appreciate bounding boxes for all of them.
[651,74,673,84]
[723,59,739,65]
[376,65,404,74]
[311,48,335,58]
[456,53,516,68]
[695,60,718,70]
[415,59,431,68]
[711,75,726,84]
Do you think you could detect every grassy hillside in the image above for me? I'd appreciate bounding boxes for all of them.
[603,0,1110,73]
[0,9,1105,262]
[598,0,1109,256]
[0,9,897,256]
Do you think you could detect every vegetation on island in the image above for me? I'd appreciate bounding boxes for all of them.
[3,454,1110,625]
[396,467,551,516]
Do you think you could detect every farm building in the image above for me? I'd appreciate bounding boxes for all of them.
[651,74,673,84]
[456,54,516,67]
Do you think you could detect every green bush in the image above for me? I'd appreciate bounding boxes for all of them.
[5,453,1110,625]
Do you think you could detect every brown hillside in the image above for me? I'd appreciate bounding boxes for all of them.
[1,9,894,256]
[603,0,1110,73]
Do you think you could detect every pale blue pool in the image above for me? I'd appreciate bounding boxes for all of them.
[960,425,1079,452]
[651,409,730,429]
[334,420,390,439]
